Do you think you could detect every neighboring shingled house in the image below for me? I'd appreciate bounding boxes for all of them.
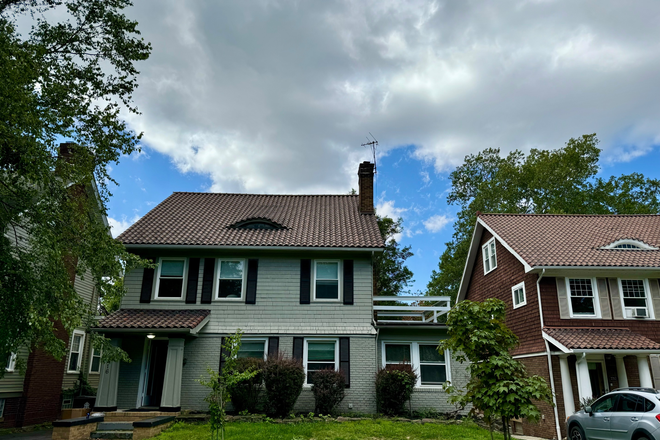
[458,213,660,439]
[93,162,466,414]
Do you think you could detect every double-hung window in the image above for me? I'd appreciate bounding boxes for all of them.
[482,238,497,274]
[314,261,341,301]
[304,339,338,385]
[67,330,85,373]
[89,347,102,374]
[385,344,411,366]
[216,259,245,300]
[620,279,652,319]
[5,353,16,372]
[383,342,450,387]
[512,282,527,309]
[156,258,186,299]
[567,278,599,317]
[237,339,267,360]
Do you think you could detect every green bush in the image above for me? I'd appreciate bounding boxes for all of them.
[311,369,345,415]
[229,357,265,413]
[375,364,417,416]
[263,355,305,417]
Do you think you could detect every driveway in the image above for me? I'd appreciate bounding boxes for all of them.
[0,430,51,440]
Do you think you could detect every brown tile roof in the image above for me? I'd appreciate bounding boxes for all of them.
[480,214,660,267]
[96,309,210,329]
[117,193,384,249]
[544,327,660,351]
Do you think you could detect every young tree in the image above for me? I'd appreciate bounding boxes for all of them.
[374,215,414,296]
[427,134,660,303]
[0,0,151,372]
[439,299,553,440]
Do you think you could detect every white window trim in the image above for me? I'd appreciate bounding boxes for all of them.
[602,239,658,250]
[5,353,16,372]
[381,341,452,388]
[67,330,86,374]
[214,258,247,301]
[618,278,655,320]
[482,238,497,275]
[303,338,339,387]
[512,282,527,309]
[238,338,269,361]
[566,277,601,319]
[89,346,102,374]
[312,260,342,302]
[154,257,188,301]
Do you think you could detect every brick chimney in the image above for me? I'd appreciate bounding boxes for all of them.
[358,161,375,214]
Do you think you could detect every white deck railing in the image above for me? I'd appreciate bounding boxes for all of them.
[373,296,452,324]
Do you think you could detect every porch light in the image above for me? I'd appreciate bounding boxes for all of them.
[147,333,156,339]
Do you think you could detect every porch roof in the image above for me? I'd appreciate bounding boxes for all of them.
[543,327,660,352]
[96,309,210,331]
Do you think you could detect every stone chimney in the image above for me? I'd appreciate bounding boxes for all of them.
[358,161,375,214]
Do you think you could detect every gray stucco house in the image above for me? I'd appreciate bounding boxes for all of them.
[93,162,467,414]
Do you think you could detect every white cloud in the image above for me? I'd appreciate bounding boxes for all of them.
[376,199,407,219]
[120,0,660,193]
[423,215,451,233]
[107,215,141,238]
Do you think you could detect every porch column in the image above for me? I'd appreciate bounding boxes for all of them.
[95,338,121,411]
[575,353,593,401]
[615,355,628,388]
[559,355,576,416]
[160,338,185,410]
[637,355,653,388]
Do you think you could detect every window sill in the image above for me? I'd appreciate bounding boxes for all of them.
[153,297,185,301]
[483,268,496,276]
[66,370,81,375]
[513,303,527,309]
[414,386,447,392]
[569,315,600,319]
[214,297,245,302]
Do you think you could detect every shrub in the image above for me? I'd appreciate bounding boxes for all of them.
[229,357,265,413]
[263,355,305,417]
[311,369,345,415]
[375,364,417,416]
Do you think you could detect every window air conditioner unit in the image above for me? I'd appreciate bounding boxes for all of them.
[633,308,648,318]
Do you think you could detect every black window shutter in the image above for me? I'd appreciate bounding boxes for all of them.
[293,337,304,362]
[140,268,155,303]
[185,258,200,304]
[245,259,259,304]
[300,259,311,304]
[339,337,350,388]
[201,258,215,304]
[343,260,354,305]
[268,337,279,359]
[219,337,227,373]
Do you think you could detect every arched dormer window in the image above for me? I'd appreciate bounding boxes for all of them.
[601,239,658,250]
[230,218,286,230]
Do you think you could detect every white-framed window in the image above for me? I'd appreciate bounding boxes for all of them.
[566,278,601,318]
[5,353,16,372]
[382,341,451,387]
[303,338,339,385]
[155,257,187,300]
[619,279,654,319]
[512,282,527,309]
[89,347,102,374]
[313,260,341,301]
[215,259,246,300]
[0,398,5,418]
[237,339,268,360]
[482,238,497,275]
[67,330,86,373]
[602,239,658,250]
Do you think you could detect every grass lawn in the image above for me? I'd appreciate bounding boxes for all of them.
[154,420,509,440]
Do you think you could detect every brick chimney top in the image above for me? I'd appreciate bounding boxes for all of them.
[358,161,375,214]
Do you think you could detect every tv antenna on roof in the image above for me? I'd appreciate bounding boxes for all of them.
[361,132,378,174]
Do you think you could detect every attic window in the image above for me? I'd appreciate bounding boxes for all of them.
[602,240,658,251]
[230,218,285,230]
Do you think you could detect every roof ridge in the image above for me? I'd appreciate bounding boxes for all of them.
[171,192,358,197]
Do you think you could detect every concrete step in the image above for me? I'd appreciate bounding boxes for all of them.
[90,431,134,440]
[97,422,134,431]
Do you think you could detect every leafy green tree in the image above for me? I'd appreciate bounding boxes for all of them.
[439,299,553,440]
[374,216,414,296]
[0,0,151,375]
[427,134,660,303]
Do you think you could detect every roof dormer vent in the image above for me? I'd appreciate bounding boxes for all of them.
[230,218,286,230]
[602,239,658,250]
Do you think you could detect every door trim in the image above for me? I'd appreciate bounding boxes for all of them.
[136,337,150,408]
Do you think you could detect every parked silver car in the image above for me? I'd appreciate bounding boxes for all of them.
[567,388,660,440]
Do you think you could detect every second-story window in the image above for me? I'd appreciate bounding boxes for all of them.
[620,279,651,318]
[5,353,16,372]
[567,278,599,317]
[156,258,186,299]
[314,260,340,301]
[482,238,497,275]
[216,259,244,300]
[67,330,85,373]
[512,282,527,309]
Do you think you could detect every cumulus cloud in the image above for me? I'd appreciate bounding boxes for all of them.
[108,215,141,238]
[423,214,451,233]
[123,0,660,193]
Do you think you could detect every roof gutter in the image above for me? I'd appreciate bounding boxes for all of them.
[123,244,385,253]
[530,266,660,271]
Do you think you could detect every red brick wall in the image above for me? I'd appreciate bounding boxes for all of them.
[465,230,545,355]
[518,356,557,438]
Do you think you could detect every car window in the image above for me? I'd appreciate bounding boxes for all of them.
[644,397,656,412]
[616,394,644,412]
[592,395,617,413]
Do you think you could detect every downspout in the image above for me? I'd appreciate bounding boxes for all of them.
[536,269,561,440]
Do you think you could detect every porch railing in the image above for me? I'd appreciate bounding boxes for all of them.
[373,296,452,324]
